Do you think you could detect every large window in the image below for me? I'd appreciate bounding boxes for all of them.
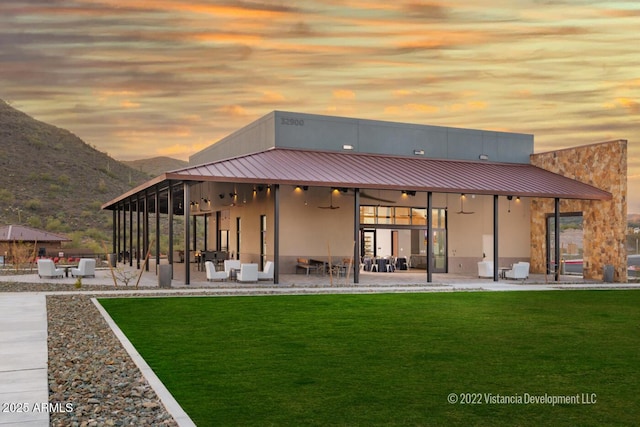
[360,206,434,226]
[547,212,583,275]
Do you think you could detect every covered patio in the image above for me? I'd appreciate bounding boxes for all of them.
[102,147,611,286]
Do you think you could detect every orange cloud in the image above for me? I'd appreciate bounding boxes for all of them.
[120,100,140,109]
[604,98,640,114]
[447,101,488,112]
[384,104,440,114]
[77,0,291,19]
[261,91,286,103]
[216,105,248,117]
[157,142,210,159]
[333,89,356,100]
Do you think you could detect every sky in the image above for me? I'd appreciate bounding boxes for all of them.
[1,0,639,212]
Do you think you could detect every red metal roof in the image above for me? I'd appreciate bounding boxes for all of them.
[103,147,611,208]
[167,148,611,199]
[0,225,71,242]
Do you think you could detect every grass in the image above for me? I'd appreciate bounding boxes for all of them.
[99,291,640,426]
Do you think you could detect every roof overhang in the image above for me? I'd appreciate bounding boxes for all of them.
[102,147,612,210]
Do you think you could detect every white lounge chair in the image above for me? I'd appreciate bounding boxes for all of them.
[37,259,64,279]
[505,262,530,280]
[71,258,96,278]
[237,263,258,282]
[205,261,227,281]
[477,261,494,278]
[257,261,274,281]
[224,259,241,279]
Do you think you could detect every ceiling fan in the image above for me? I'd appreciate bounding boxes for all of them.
[456,194,475,214]
[318,191,340,209]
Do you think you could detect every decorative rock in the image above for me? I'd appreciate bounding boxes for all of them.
[47,295,178,426]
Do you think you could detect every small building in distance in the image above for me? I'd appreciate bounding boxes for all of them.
[0,224,71,263]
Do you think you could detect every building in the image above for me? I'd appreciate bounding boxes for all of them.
[102,111,627,283]
[0,224,71,263]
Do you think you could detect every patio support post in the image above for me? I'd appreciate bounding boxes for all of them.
[555,197,560,282]
[493,195,499,282]
[128,198,133,267]
[353,188,360,284]
[136,194,141,269]
[122,200,128,265]
[155,184,160,272]
[122,201,126,264]
[274,184,280,285]
[112,209,116,256]
[427,192,433,283]
[184,182,191,285]
[144,190,149,271]
[168,182,174,276]
[192,199,197,252]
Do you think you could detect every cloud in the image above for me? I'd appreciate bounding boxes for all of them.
[604,98,640,115]
[215,105,249,117]
[447,101,488,112]
[157,142,210,159]
[1,0,639,209]
[384,104,440,114]
[332,89,356,100]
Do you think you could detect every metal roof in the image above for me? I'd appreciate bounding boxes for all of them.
[103,147,611,208]
[0,225,71,242]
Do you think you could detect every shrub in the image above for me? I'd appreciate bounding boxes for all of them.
[0,189,13,203]
[24,199,42,210]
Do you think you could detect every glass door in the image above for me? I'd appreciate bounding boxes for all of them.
[432,229,447,272]
[431,208,447,273]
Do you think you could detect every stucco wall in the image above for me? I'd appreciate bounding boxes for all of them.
[529,140,627,282]
[199,182,533,275]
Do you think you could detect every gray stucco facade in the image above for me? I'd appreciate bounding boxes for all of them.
[189,111,534,166]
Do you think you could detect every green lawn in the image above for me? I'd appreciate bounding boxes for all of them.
[99,291,640,426]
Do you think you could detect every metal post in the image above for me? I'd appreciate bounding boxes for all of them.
[273,184,280,284]
[493,195,499,282]
[128,198,133,267]
[354,188,360,283]
[168,182,174,274]
[122,201,127,265]
[184,182,191,285]
[144,191,149,271]
[555,198,560,282]
[155,184,161,271]
[112,209,117,256]
[204,214,208,251]
[427,192,433,283]
[136,195,141,269]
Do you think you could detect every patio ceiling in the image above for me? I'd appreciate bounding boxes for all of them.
[103,147,611,210]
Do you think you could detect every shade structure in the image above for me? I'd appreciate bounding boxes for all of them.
[103,147,611,210]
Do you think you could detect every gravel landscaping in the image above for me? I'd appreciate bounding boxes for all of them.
[47,294,178,426]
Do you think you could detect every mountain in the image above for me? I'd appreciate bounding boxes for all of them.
[0,99,151,248]
[121,156,188,177]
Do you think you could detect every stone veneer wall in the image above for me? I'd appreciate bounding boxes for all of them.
[530,140,627,282]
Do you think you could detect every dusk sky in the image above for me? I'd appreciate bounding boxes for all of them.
[1,1,639,212]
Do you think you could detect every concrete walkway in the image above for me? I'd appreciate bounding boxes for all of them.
[0,295,48,427]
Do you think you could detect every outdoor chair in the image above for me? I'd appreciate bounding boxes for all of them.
[505,262,530,280]
[37,259,64,279]
[205,261,227,281]
[71,258,96,278]
[237,263,258,282]
[257,261,274,281]
[477,261,494,278]
[224,259,241,278]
